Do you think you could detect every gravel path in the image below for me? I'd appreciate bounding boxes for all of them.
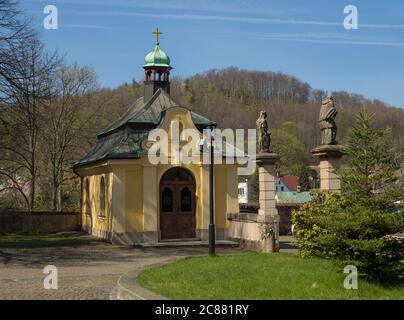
[0,235,246,300]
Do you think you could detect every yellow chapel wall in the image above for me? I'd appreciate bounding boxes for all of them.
[81,172,112,237]
[123,160,205,236]
[214,166,227,230]
[79,162,239,241]
[153,107,207,234]
[108,105,239,238]
[137,106,240,238]
[214,164,239,232]
[125,166,144,233]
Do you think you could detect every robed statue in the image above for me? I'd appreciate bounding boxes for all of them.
[319,96,338,145]
[256,111,271,153]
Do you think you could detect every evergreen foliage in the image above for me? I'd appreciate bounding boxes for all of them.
[293,110,404,280]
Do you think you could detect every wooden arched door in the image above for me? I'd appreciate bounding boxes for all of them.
[160,167,196,240]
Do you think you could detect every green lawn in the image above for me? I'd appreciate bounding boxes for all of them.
[138,253,404,300]
[0,232,86,247]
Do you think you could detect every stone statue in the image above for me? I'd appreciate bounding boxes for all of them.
[256,111,271,153]
[319,96,338,145]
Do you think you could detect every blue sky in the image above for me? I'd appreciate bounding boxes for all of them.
[22,0,404,107]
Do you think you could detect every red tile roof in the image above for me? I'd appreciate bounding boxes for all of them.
[276,175,298,192]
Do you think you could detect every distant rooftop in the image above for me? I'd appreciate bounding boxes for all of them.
[276,175,299,192]
[276,191,311,205]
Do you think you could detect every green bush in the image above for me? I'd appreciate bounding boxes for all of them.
[292,191,404,279]
[292,190,349,257]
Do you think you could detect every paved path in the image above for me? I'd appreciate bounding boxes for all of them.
[279,235,298,253]
[0,235,248,300]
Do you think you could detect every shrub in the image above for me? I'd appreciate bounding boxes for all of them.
[292,190,348,257]
[292,191,404,279]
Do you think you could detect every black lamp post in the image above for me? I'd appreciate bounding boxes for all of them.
[208,125,216,256]
[200,126,216,256]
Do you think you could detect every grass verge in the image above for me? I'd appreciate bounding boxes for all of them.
[138,253,404,300]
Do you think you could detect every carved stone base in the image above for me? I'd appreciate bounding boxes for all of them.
[256,152,280,165]
[258,215,280,253]
[312,145,345,192]
[261,234,276,253]
[311,144,345,159]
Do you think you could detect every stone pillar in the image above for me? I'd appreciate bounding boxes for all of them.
[256,152,280,252]
[311,145,345,192]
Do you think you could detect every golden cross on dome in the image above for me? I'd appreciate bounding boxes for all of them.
[152,27,163,45]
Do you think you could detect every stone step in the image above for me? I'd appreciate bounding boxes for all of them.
[135,240,239,248]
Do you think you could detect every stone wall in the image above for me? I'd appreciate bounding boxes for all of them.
[0,212,81,234]
[238,204,299,236]
[227,213,263,250]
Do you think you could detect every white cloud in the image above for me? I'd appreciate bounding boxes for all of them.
[68,10,404,30]
[241,32,404,47]
[59,24,117,30]
[45,0,284,16]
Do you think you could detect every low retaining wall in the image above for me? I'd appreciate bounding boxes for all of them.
[239,204,299,236]
[0,211,81,234]
[227,213,264,250]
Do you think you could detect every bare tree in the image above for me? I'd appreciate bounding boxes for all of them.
[0,0,36,209]
[0,0,34,101]
[41,64,98,211]
[0,35,61,210]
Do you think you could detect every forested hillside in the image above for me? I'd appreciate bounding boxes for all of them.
[83,68,404,192]
[169,68,404,154]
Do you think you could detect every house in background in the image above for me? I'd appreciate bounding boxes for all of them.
[275,175,298,192]
[275,175,311,234]
[237,175,301,205]
[238,175,312,235]
[276,191,311,235]
[238,179,249,204]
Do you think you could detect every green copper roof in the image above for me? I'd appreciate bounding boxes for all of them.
[276,192,312,205]
[97,88,215,137]
[143,45,171,68]
[73,89,217,169]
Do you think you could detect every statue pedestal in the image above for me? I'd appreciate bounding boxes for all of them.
[311,145,345,192]
[256,153,280,252]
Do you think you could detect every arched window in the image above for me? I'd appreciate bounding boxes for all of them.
[180,187,192,212]
[99,176,106,217]
[162,187,173,212]
[85,178,91,215]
